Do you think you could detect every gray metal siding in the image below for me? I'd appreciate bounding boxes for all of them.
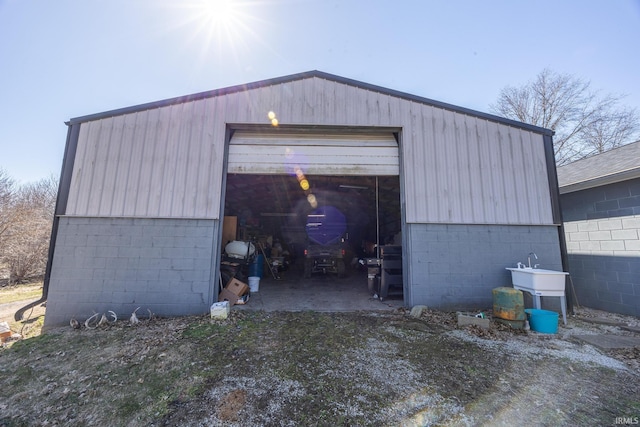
[66,105,225,219]
[403,112,552,225]
[65,76,553,225]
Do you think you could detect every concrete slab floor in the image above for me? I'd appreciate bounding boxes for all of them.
[572,334,640,350]
[233,267,405,313]
[575,316,627,327]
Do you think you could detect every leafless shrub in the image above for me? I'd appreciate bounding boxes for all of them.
[0,171,58,284]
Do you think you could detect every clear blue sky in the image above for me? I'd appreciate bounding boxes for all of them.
[1,0,639,184]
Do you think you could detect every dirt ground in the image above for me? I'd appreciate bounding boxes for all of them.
[1,297,639,426]
[0,284,46,342]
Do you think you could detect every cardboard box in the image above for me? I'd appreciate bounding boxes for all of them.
[0,322,12,342]
[225,278,249,297]
[218,288,240,306]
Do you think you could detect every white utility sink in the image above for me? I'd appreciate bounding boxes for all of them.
[505,267,568,296]
[506,267,569,325]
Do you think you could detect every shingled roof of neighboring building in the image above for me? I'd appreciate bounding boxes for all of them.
[557,140,640,194]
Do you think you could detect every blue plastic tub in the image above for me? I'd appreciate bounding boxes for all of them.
[525,309,559,334]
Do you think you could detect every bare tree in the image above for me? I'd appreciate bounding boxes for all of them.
[579,103,638,157]
[0,169,17,270]
[0,174,58,284]
[490,69,639,165]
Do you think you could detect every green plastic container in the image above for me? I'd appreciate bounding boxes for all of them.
[525,309,559,334]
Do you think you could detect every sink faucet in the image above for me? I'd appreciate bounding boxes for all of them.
[528,252,538,268]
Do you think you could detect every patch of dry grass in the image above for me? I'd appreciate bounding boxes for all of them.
[0,282,45,343]
[1,310,638,426]
[0,282,43,304]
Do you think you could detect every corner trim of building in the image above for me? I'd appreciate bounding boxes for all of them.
[15,123,81,321]
[543,133,573,313]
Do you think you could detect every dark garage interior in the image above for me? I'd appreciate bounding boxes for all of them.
[220,173,404,308]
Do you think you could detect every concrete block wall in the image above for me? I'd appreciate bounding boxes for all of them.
[561,178,640,316]
[562,177,640,222]
[564,216,640,256]
[44,217,218,327]
[406,223,563,311]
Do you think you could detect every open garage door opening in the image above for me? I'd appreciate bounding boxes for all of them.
[220,128,403,309]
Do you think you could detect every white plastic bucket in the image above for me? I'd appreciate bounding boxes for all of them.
[248,276,260,292]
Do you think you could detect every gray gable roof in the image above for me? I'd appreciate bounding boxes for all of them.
[557,140,640,194]
[67,70,552,136]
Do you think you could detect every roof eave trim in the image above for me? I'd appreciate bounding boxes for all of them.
[67,71,321,125]
[559,168,640,194]
[313,71,553,136]
[66,70,553,135]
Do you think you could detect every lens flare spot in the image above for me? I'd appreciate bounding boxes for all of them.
[271,118,279,127]
[300,179,310,190]
[307,194,317,208]
[267,111,276,120]
[295,168,304,179]
[285,148,294,160]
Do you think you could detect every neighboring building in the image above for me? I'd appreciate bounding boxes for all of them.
[40,71,564,327]
[558,141,640,316]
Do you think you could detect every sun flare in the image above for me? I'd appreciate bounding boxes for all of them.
[199,0,237,26]
[179,0,260,57]
[167,0,278,74]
